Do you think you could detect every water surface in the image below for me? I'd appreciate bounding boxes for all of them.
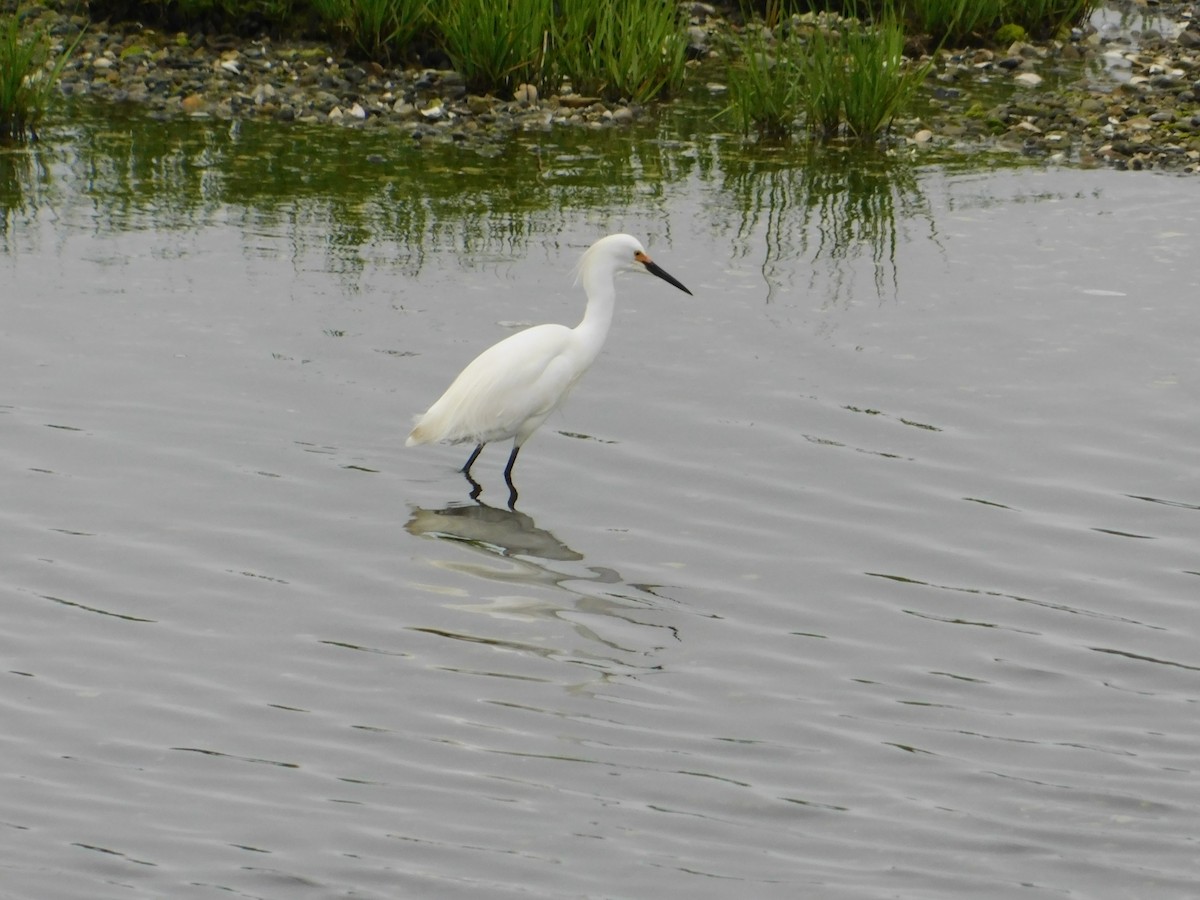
[2,108,1198,899]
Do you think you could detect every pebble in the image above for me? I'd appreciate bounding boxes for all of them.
[34,9,656,151]
[926,4,1200,172]
[23,0,1200,171]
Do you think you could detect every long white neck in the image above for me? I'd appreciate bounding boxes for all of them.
[572,261,617,365]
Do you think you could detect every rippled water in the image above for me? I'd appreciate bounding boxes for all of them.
[3,108,1198,899]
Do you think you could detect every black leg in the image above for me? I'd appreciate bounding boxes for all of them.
[503,446,520,508]
[503,446,520,482]
[461,442,485,475]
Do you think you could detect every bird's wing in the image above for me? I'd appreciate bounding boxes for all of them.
[411,324,577,445]
[471,324,578,418]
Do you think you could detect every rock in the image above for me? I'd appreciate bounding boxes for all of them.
[420,99,446,119]
[558,95,601,108]
[440,71,468,99]
[251,82,275,105]
[313,91,339,112]
[25,0,1200,173]
[466,95,493,115]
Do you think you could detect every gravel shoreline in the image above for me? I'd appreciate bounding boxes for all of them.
[31,1,1200,172]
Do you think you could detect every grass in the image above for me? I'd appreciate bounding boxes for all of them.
[0,11,83,141]
[83,0,693,101]
[738,1,1099,44]
[1006,0,1098,40]
[725,23,805,138]
[796,15,845,138]
[552,0,688,103]
[436,0,688,102]
[311,0,427,63]
[725,0,1098,144]
[898,0,1097,43]
[899,0,1004,44]
[727,6,930,143]
[15,0,1104,133]
[438,0,555,96]
[835,10,929,140]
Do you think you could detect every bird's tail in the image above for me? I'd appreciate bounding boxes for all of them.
[405,418,432,447]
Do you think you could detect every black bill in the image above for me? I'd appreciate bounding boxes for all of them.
[642,259,693,296]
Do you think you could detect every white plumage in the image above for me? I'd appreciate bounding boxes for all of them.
[406,233,692,502]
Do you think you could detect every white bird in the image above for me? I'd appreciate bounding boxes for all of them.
[406,233,692,503]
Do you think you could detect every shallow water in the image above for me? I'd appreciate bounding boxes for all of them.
[3,108,1198,899]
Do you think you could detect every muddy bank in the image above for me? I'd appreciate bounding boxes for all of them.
[32,1,1200,172]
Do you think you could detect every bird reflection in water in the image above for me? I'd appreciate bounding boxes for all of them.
[404,500,681,660]
[407,500,587,564]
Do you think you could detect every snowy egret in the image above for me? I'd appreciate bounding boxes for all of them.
[406,233,692,503]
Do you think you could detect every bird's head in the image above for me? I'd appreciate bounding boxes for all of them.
[581,233,693,296]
